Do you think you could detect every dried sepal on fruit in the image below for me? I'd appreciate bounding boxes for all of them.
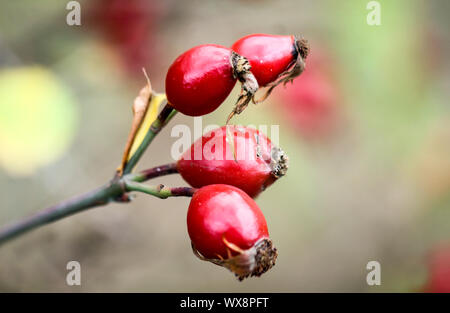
[231,34,310,103]
[192,237,277,281]
[227,52,259,123]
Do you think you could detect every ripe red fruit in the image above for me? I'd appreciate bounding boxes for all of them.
[177,125,288,198]
[231,34,310,100]
[165,44,258,118]
[187,184,277,280]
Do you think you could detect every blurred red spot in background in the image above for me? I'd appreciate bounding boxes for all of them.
[273,46,342,141]
[424,244,450,293]
[86,0,165,78]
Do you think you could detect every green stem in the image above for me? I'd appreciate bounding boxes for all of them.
[123,104,177,175]
[0,180,124,246]
[125,180,195,199]
[0,177,195,246]
[0,102,180,246]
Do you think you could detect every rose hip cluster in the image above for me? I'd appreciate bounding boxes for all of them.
[155,34,307,280]
[0,34,308,275]
[140,125,288,280]
[182,126,287,280]
[166,34,309,122]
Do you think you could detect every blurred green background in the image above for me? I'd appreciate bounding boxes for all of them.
[0,0,449,292]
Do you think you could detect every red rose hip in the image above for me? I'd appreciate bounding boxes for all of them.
[177,125,288,198]
[165,44,258,118]
[187,184,277,280]
[231,34,310,101]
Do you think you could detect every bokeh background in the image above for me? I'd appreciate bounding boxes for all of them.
[0,0,449,292]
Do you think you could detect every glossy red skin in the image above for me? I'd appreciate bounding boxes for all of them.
[232,34,296,87]
[424,245,450,292]
[165,45,237,116]
[177,126,274,198]
[187,184,269,259]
